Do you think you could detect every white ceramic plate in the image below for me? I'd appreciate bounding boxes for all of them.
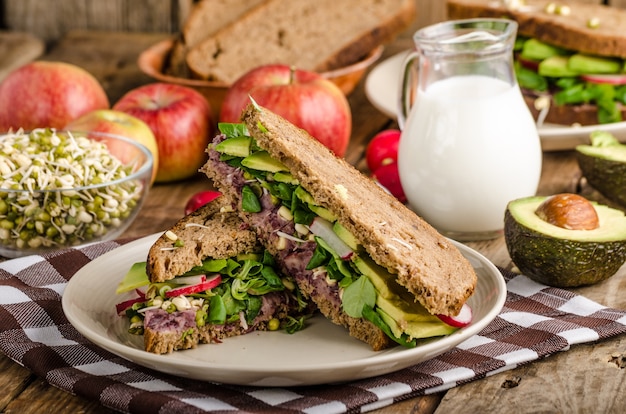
[365,51,626,151]
[62,233,506,387]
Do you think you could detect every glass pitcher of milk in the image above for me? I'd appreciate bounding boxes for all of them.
[398,18,542,241]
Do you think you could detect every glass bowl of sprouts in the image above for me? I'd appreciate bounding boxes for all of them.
[0,129,153,258]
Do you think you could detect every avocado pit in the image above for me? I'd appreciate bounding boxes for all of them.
[535,193,599,230]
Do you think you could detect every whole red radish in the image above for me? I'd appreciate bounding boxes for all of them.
[184,191,222,215]
[366,129,401,172]
[373,162,407,203]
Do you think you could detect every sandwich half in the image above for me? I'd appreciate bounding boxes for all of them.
[447,0,626,126]
[202,104,477,350]
[116,195,311,354]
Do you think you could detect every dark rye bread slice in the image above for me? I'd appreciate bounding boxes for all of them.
[146,195,257,283]
[447,0,626,58]
[239,105,477,317]
[186,0,416,83]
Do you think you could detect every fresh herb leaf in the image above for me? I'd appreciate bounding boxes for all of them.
[208,295,226,324]
[218,122,248,138]
[246,296,262,323]
[242,185,262,212]
[306,243,330,270]
[284,315,307,334]
[341,275,376,318]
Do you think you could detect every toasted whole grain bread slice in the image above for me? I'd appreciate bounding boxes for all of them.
[447,0,626,58]
[186,0,416,83]
[146,195,257,283]
[240,104,477,317]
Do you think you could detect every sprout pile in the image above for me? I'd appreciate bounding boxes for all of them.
[0,129,145,251]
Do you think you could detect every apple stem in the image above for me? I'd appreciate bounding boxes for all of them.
[289,66,296,85]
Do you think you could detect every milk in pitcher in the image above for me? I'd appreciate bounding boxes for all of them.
[398,74,541,237]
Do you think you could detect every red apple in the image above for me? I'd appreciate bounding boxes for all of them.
[113,83,213,183]
[0,61,109,131]
[220,65,351,156]
[65,109,160,184]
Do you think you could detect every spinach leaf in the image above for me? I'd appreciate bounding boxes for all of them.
[341,275,376,318]
[242,185,262,212]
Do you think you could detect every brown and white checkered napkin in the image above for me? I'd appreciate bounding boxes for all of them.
[1,240,626,414]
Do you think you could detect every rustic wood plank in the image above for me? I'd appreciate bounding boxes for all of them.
[0,31,45,81]
[4,378,115,414]
[2,0,182,43]
[608,0,626,7]
[41,30,170,103]
[0,355,33,411]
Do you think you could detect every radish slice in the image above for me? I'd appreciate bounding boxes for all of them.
[171,274,207,285]
[517,55,540,72]
[115,289,146,315]
[308,217,354,260]
[580,74,626,85]
[165,275,222,298]
[436,303,473,328]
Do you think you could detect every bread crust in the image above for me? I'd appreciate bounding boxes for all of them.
[447,0,626,58]
[186,0,416,83]
[146,195,257,283]
[239,104,477,317]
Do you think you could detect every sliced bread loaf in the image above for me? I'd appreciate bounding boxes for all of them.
[186,0,416,83]
[166,0,266,77]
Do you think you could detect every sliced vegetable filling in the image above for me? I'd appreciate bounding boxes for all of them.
[116,251,309,336]
[211,123,472,348]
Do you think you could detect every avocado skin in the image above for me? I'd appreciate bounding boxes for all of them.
[576,151,626,208]
[504,209,626,287]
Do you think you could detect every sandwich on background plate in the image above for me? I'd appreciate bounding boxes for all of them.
[447,0,626,126]
[115,195,312,354]
[202,103,478,351]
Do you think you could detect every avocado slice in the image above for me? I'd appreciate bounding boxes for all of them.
[215,136,252,157]
[241,151,288,172]
[294,186,337,221]
[504,195,626,287]
[116,261,149,294]
[568,54,622,74]
[538,55,579,77]
[333,221,359,250]
[520,38,569,61]
[576,131,626,207]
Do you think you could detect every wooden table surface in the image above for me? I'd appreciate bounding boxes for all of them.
[2,28,626,414]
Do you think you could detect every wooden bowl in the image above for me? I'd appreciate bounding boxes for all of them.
[138,38,383,116]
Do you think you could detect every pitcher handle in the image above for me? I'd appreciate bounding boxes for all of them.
[397,50,419,130]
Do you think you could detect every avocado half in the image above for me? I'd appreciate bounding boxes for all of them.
[504,196,626,287]
[576,131,626,208]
